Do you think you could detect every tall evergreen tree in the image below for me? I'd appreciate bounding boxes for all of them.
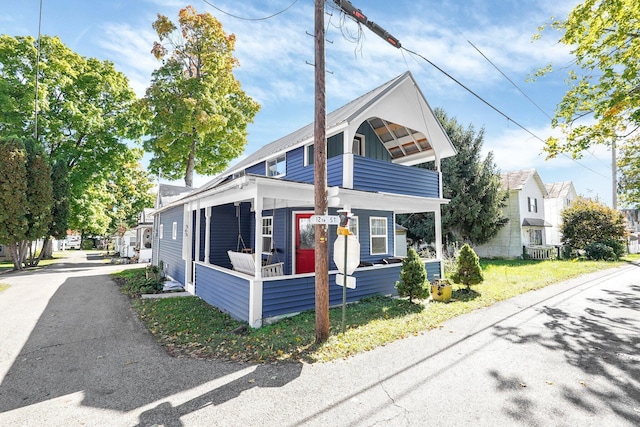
[0,137,28,270]
[400,109,508,247]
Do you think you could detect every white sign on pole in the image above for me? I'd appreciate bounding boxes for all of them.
[310,215,341,225]
[336,273,356,289]
[333,234,360,275]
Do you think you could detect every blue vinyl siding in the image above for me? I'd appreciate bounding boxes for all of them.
[195,264,250,322]
[262,261,440,318]
[282,146,343,187]
[210,203,250,268]
[282,147,306,182]
[246,162,265,176]
[156,206,185,285]
[338,209,394,264]
[353,156,439,198]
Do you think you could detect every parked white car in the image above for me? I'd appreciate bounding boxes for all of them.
[64,237,81,250]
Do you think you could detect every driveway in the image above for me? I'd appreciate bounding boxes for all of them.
[0,253,638,426]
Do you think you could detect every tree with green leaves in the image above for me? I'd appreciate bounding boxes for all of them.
[0,34,146,243]
[450,244,484,291]
[536,0,640,163]
[0,137,52,270]
[23,139,53,267]
[560,199,627,252]
[69,149,155,239]
[400,109,508,247]
[395,248,430,303]
[618,137,640,207]
[143,6,260,187]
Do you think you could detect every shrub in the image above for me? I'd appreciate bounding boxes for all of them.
[395,248,430,303]
[114,268,165,297]
[584,242,617,261]
[450,244,484,290]
[81,239,94,250]
[599,238,625,259]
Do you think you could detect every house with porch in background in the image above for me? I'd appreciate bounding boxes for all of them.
[151,72,457,327]
[474,169,556,259]
[544,181,578,246]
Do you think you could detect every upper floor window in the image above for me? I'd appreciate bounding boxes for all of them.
[172,222,177,240]
[528,197,538,213]
[159,224,164,239]
[370,217,388,255]
[267,155,286,177]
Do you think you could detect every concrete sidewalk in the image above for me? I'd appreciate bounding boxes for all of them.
[0,255,638,426]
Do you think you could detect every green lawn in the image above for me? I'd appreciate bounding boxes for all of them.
[0,252,68,273]
[119,255,639,364]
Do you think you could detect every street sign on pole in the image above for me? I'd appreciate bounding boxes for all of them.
[310,215,341,225]
[336,273,356,289]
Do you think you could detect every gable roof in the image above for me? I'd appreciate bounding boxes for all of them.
[501,169,548,196]
[545,181,575,199]
[200,71,456,191]
[156,183,193,208]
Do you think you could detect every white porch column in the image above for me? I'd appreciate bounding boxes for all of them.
[435,154,444,278]
[204,206,211,264]
[343,127,354,189]
[194,203,201,263]
[435,205,444,278]
[249,191,264,328]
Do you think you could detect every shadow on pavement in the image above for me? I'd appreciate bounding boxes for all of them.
[0,269,302,423]
[492,281,640,424]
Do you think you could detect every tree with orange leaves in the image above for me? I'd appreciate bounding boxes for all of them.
[142,6,260,187]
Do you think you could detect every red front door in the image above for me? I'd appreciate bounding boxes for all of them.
[295,213,315,274]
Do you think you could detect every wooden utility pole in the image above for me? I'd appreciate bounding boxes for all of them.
[314,0,329,343]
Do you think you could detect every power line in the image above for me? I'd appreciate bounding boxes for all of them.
[200,0,299,21]
[467,40,554,121]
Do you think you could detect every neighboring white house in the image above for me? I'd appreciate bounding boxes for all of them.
[135,208,154,263]
[113,229,137,258]
[544,181,579,246]
[474,169,553,259]
[622,209,640,254]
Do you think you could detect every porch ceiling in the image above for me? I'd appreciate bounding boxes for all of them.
[367,117,435,163]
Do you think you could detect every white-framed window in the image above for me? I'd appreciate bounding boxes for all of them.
[348,215,359,238]
[266,155,286,177]
[305,144,314,166]
[352,133,365,156]
[172,222,177,240]
[159,224,164,240]
[528,229,543,245]
[369,217,388,255]
[528,197,538,213]
[262,216,273,253]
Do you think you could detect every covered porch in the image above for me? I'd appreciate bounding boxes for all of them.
[178,174,447,326]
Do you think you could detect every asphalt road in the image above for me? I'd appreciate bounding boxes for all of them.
[0,252,638,426]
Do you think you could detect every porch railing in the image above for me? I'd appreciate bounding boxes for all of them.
[524,245,557,260]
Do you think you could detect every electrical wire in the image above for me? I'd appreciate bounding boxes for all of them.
[402,46,611,179]
[200,0,299,21]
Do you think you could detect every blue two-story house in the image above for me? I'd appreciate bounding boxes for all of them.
[152,71,457,327]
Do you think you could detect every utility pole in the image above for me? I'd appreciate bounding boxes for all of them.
[314,0,329,343]
[612,139,617,209]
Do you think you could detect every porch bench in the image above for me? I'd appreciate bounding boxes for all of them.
[227,250,284,277]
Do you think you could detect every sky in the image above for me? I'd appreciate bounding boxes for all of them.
[2,0,617,205]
